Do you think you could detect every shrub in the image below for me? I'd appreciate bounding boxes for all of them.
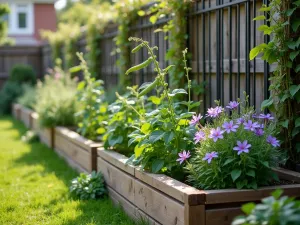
[0,81,23,114]
[75,53,108,141]
[70,171,107,200]
[186,95,283,190]
[35,65,78,128]
[9,64,36,85]
[17,84,36,109]
[232,189,300,225]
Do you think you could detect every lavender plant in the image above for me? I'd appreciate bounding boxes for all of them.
[186,95,284,190]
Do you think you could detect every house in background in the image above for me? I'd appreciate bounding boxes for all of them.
[0,0,57,88]
[2,0,57,46]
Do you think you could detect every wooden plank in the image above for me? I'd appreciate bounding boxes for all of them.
[273,168,300,183]
[204,184,300,204]
[31,113,40,133]
[12,103,21,120]
[205,207,242,225]
[135,168,205,205]
[184,205,205,225]
[134,179,185,225]
[97,157,135,203]
[55,133,91,172]
[20,106,33,129]
[39,128,52,148]
[97,148,135,176]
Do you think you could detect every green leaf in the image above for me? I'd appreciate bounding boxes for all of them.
[253,15,266,21]
[292,127,300,137]
[293,0,300,6]
[149,15,157,24]
[295,64,300,73]
[286,8,296,16]
[236,181,245,189]
[223,158,235,166]
[149,130,165,143]
[295,118,300,128]
[280,120,289,129]
[242,203,256,214]
[290,85,300,97]
[259,6,271,12]
[258,25,272,35]
[148,96,161,105]
[178,119,189,126]
[69,65,81,73]
[164,131,174,144]
[108,135,123,146]
[290,51,299,61]
[134,145,145,158]
[261,97,273,110]
[249,46,262,60]
[141,123,151,134]
[287,41,298,50]
[231,169,241,182]
[163,65,175,73]
[260,161,269,168]
[272,189,283,199]
[292,19,300,32]
[77,81,85,90]
[152,159,164,173]
[137,10,145,16]
[168,89,187,97]
[246,170,255,178]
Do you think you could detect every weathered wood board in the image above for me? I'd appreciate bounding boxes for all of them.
[19,106,34,129]
[12,103,21,120]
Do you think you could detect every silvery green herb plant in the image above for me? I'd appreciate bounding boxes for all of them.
[75,52,108,141]
[127,37,199,179]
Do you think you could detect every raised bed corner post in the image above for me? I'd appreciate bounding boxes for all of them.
[50,127,55,149]
[90,143,99,172]
[184,191,206,225]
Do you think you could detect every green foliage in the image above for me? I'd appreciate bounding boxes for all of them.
[186,96,283,190]
[0,82,23,114]
[35,64,78,128]
[127,38,198,179]
[9,64,36,85]
[41,30,64,62]
[232,189,300,225]
[104,87,147,155]
[250,1,300,164]
[70,171,107,200]
[21,130,39,143]
[75,53,108,141]
[0,4,13,45]
[17,85,36,109]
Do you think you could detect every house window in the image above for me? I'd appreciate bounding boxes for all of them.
[7,3,34,35]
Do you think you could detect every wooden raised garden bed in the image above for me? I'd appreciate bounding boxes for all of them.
[12,103,21,120]
[97,148,300,225]
[19,105,34,129]
[54,127,101,173]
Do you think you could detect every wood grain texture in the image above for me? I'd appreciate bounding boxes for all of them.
[184,205,205,225]
[12,103,21,120]
[31,112,39,133]
[39,128,53,148]
[205,207,241,225]
[20,106,34,129]
[273,168,300,183]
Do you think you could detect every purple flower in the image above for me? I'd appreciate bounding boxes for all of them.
[176,150,191,164]
[259,113,274,121]
[233,140,251,155]
[236,118,245,125]
[202,152,218,164]
[206,106,224,118]
[266,135,280,147]
[254,128,264,136]
[226,101,239,110]
[222,121,239,133]
[190,114,203,126]
[243,120,260,132]
[194,130,206,144]
[209,127,224,142]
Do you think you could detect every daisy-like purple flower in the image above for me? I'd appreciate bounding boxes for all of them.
[226,101,239,110]
[233,140,251,155]
[266,135,280,147]
[222,121,239,133]
[243,120,260,132]
[259,113,274,121]
[206,106,224,118]
[189,114,203,126]
[202,152,218,164]
[236,117,245,125]
[209,127,224,142]
[194,130,206,144]
[176,150,191,164]
[254,128,264,136]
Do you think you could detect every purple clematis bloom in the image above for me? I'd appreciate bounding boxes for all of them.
[259,113,274,121]
[266,135,280,147]
[194,130,206,144]
[233,140,251,155]
[206,106,224,118]
[236,117,245,125]
[222,121,239,133]
[209,127,224,142]
[176,150,191,164]
[226,101,239,110]
[202,152,218,164]
[189,114,203,126]
[244,120,260,132]
[254,128,264,136]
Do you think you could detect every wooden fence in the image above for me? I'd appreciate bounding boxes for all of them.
[42,0,271,111]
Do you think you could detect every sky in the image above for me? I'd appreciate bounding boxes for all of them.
[55,0,66,10]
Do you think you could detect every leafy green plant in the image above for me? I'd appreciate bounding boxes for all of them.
[127,38,199,179]
[75,52,108,141]
[104,86,147,155]
[21,130,39,143]
[186,95,284,190]
[9,64,36,85]
[35,63,78,128]
[0,4,14,45]
[249,1,300,165]
[17,84,36,109]
[70,171,107,200]
[232,189,300,225]
[0,81,23,114]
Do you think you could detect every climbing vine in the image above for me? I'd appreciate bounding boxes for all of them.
[0,4,13,45]
[250,0,300,165]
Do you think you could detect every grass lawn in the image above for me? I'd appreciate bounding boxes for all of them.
[0,116,139,225]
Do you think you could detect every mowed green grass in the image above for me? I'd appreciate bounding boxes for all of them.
[0,117,137,225]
